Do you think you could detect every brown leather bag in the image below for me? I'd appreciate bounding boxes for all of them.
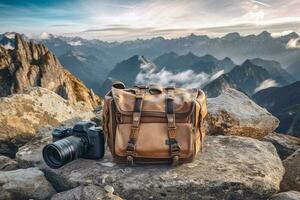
[103,82,207,165]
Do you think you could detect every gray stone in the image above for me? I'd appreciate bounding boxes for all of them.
[42,136,284,200]
[0,87,95,157]
[0,167,56,200]
[263,132,300,160]
[281,149,300,191]
[0,155,18,171]
[104,185,114,193]
[51,185,123,200]
[270,191,300,200]
[207,89,279,139]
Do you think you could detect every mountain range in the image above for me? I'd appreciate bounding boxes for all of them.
[1,31,300,92]
[203,59,291,97]
[100,52,293,96]
[253,81,300,136]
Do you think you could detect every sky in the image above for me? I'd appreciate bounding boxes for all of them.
[0,0,300,41]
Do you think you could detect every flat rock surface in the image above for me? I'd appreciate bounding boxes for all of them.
[0,167,56,200]
[270,191,300,200]
[51,185,123,200]
[263,132,300,160]
[42,136,284,200]
[207,89,279,139]
[281,149,300,191]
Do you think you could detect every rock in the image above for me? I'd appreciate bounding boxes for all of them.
[0,155,18,171]
[104,185,114,193]
[42,136,284,200]
[51,185,123,200]
[0,167,56,200]
[281,149,300,191]
[16,118,88,168]
[0,87,95,157]
[0,33,101,110]
[207,88,279,139]
[269,191,300,200]
[262,132,300,160]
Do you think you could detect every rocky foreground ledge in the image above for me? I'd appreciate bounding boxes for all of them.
[1,135,284,200]
[43,136,284,200]
[0,87,299,200]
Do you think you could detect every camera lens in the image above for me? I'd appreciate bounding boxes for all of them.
[43,136,88,168]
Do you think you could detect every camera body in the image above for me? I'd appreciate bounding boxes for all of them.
[52,121,104,160]
[43,120,105,168]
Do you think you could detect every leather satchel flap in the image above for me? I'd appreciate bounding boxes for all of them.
[111,87,200,116]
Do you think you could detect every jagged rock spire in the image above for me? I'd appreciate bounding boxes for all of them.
[0,34,101,110]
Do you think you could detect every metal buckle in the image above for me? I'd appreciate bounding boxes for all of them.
[171,155,179,166]
[171,143,181,155]
[127,155,134,166]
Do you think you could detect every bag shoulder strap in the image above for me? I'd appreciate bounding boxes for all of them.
[165,87,181,165]
[126,87,145,165]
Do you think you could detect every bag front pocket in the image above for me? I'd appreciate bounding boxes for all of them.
[114,123,194,159]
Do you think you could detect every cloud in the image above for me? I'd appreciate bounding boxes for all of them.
[210,70,224,81]
[254,79,278,92]
[248,0,271,8]
[1,0,300,41]
[286,37,300,49]
[68,40,82,46]
[50,24,75,27]
[242,10,265,22]
[136,68,211,89]
[271,30,293,38]
[135,61,226,89]
[38,32,51,39]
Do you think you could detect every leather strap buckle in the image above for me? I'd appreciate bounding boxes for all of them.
[126,144,136,153]
[171,143,181,154]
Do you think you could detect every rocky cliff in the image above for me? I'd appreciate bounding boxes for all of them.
[0,34,100,110]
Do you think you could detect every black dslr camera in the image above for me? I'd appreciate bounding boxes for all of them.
[42,121,105,168]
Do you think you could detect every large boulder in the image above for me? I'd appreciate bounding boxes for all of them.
[269,191,300,200]
[51,185,123,200]
[42,136,284,200]
[281,149,300,191]
[263,132,300,160]
[0,155,18,171]
[0,167,56,200]
[0,87,95,157]
[207,88,279,139]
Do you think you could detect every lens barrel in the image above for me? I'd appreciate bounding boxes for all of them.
[43,136,88,168]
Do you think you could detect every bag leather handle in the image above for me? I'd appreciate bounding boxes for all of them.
[112,81,125,89]
[149,84,163,95]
